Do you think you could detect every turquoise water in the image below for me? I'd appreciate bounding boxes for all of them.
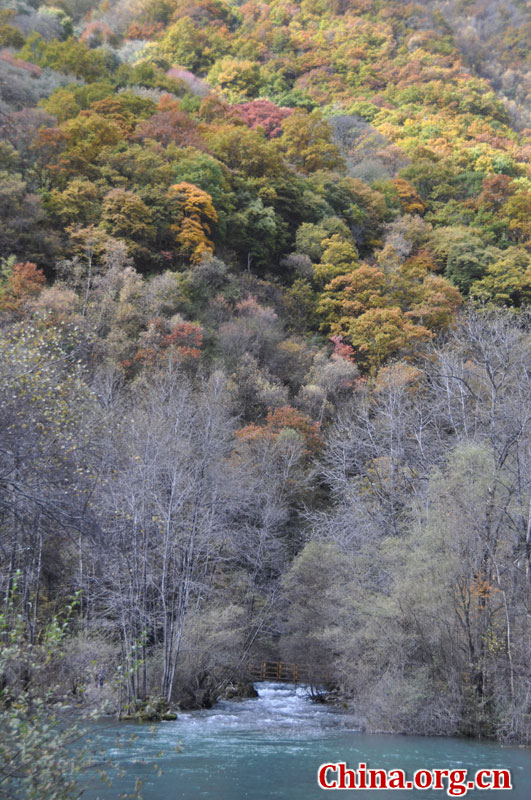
[83,683,531,799]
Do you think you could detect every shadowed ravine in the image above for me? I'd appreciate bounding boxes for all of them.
[82,683,531,799]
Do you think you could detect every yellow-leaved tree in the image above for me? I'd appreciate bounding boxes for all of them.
[168,182,218,264]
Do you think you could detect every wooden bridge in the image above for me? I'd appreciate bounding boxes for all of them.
[247,661,310,683]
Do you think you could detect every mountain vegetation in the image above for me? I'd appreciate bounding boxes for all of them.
[1,1,531,787]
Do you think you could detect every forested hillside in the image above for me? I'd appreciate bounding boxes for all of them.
[1,1,531,782]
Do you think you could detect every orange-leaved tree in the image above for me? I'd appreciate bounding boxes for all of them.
[0,260,46,313]
[236,406,322,456]
[318,249,461,369]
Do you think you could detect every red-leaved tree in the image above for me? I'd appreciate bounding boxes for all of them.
[234,99,292,139]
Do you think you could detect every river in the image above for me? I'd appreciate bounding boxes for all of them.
[82,682,531,799]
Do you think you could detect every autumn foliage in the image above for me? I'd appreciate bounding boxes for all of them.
[131,319,204,370]
[1,0,531,760]
[168,182,218,263]
[234,99,292,138]
[0,262,46,312]
[237,406,322,455]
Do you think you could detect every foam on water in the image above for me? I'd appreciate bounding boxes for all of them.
[169,682,350,741]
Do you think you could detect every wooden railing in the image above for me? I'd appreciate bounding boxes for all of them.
[247,661,308,683]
